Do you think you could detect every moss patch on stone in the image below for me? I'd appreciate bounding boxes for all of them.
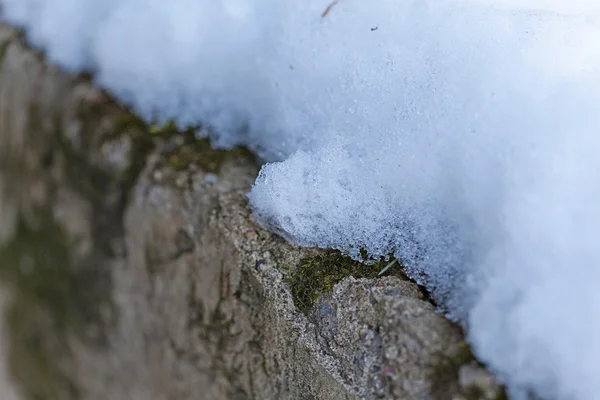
[161,136,255,173]
[0,88,150,400]
[430,341,477,393]
[153,124,256,174]
[429,341,507,400]
[0,40,10,63]
[106,116,257,175]
[288,249,403,315]
[0,209,82,400]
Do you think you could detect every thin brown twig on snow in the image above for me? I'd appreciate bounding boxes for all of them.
[321,0,340,18]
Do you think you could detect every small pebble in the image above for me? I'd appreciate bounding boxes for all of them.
[204,173,218,184]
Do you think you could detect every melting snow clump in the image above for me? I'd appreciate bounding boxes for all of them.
[2,0,600,398]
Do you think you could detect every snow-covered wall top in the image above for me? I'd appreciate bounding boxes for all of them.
[2,1,599,399]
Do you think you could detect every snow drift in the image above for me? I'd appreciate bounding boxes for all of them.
[2,0,600,398]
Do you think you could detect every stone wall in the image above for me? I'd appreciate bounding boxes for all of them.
[0,21,502,400]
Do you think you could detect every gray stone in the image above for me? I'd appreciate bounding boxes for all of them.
[0,21,503,400]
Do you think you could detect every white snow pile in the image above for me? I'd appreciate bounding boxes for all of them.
[2,0,600,398]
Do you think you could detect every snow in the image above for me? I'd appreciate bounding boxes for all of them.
[2,0,600,398]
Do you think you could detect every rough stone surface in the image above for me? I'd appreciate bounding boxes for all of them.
[0,21,503,400]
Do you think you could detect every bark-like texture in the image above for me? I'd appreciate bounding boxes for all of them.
[0,21,502,400]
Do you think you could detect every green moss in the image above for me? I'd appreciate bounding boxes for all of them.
[165,138,255,173]
[288,249,402,315]
[359,247,369,261]
[429,341,477,399]
[0,90,149,400]
[153,123,256,174]
[0,40,10,63]
[105,115,257,175]
[429,341,508,400]
[149,120,180,134]
[493,389,509,400]
[7,297,80,400]
[0,212,81,330]
[0,209,83,400]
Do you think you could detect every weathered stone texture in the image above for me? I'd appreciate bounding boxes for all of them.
[0,21,502,400]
